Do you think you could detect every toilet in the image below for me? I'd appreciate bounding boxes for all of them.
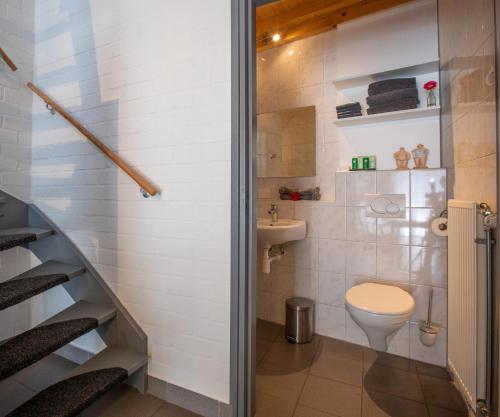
[345,283,415,351]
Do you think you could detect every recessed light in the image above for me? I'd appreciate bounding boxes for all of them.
[272,33,281,42]
[288,50,294,56]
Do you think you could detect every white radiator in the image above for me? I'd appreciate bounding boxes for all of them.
[448,200,487,409]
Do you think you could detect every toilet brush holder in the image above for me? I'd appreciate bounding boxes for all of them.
[418,287,439,346]
[419,320,439,346]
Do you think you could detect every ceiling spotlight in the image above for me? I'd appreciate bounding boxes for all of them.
[288,50,294,56]
[272,33,281,42]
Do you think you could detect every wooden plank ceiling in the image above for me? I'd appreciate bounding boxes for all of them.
[256,0,413,50]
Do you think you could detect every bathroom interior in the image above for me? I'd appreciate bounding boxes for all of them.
[253,0,497,417]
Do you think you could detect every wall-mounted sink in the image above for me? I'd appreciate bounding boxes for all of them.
[257,218,306,248]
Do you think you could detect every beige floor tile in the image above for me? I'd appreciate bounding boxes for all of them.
[414,361,450,380]
[152,402,203,417]
[81,385,164,417]
[255,391,295,417]
[362,390,428,417]
[261,340,317,372]
[310,350,363,387]
[256,362,309,403]
[428,406,467,417]
[299,375,361,417]
[420,375,467,412]
[293,405,337,417]
[257,319,283,342]
[257,339,273,361]
[364,350,417,373]
[316,336,364,361]
[363,364,424,402]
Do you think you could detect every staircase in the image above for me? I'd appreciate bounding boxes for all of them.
[0,190,148,416]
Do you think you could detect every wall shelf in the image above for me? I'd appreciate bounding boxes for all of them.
[333,59,440,89]
[334,106,440,127]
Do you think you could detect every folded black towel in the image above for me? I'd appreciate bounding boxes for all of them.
[336,102,361,112]
[367,98,418,115]
[368,78,417,96]
[337,109,362,116]
[367,88,419,107]
[338,112,362,119]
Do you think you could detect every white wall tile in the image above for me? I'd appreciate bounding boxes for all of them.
[318,205,346,240]
[346,207,376,243]
[346,241,377,277]
[377,170,410,206]
[410,208,448,248]
[377,244,410,283]
[410,246,447,288]
[410,169,447,208]
[377,212,410,245]
[318,239,346,274]
[346,171,376,206]
[317,304,346,339]
[410,285,447,327]
[318,271,346,308]
[335,172,346,204]
[345,313,369,347]
[387,323,410,358]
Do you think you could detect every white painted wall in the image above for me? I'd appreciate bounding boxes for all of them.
[13,0,231,403]
[0,0,39,348]
[336,0,439,80]
[0,0,34,200]
[335,0,440,170]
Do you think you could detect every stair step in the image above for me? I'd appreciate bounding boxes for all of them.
[0,261,85,311]
[0,301,116,381]
[0,228,53,252]
[69,347,148,378]
[42,300,116,327]
[6,368,128,417]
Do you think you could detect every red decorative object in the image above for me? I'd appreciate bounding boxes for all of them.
[290,192,301,201]
[423,81,437,91]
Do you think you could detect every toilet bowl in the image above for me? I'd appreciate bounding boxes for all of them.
[345,283,415,351]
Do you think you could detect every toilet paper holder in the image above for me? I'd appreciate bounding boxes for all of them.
[438,209,448,231]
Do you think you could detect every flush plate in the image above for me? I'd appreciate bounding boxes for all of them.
[365,194,406,218]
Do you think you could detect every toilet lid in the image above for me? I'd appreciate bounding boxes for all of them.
[345,283,414,316]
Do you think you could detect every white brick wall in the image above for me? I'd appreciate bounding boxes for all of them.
[25,0,231,403]
[0,0,34,200]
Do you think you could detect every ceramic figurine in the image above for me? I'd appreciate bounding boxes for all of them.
[393,147,411,170]
[412,144,430,169]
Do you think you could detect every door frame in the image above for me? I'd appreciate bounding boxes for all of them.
[230,0,256,416]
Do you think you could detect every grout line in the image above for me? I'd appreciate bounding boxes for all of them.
[414,368,432,417]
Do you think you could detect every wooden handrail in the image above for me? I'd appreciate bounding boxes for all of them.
[0,48,18,71]
[27,82,160,197]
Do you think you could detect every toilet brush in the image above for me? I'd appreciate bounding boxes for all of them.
[419,288,439,346]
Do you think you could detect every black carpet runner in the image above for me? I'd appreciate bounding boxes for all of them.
[0,233,37,251]
[0,274,69,311]
[7,368,128,417]
[0,318,98,381]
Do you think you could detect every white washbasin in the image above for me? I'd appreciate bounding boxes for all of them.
[257,218,306,247]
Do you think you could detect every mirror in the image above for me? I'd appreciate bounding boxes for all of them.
[257,106,316,178]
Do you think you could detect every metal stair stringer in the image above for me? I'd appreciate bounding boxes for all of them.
[25,203,148,394]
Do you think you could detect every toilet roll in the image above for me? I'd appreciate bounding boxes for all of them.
[431,217,448,237]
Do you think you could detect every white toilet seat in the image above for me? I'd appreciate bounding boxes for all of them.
[345,283,415,351]
[345,283,414,316]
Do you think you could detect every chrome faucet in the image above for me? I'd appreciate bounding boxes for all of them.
[268,204,279,223]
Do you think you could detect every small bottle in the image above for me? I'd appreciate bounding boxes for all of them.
[351,157,359,170]
[357,156,364,170]
[362,157,370,170]
[369,155,377,170]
